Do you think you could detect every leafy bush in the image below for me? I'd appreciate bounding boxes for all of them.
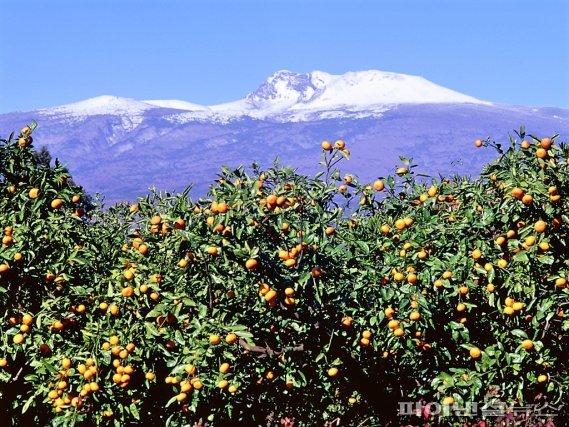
[1,124,567,426]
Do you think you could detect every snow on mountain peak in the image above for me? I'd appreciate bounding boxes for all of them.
[35,70,488,125]
[42,95,157,117]
[244,69,485,112]
[142,99,209,111]
[245,70,323,109]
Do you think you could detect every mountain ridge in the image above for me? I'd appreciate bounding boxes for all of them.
[0,70,566,203]
[25,70,489,123]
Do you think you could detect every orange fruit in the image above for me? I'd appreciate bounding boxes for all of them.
[511,187,524,199]
[537,374,548,383]
[245,258,258,270]
[525,235,536,247]
[284,259,296,268]
[225,333,238,344]
[474,139,482,147]
[387,320,399,330]
[217,202,228,213]
[28,188,40,199]
[51,199,63,209]
[469,347,481,359]
[61,357,72,370]
[540,137,552,149]
[534,220,547,233]
[521,140,531,149]
[536,148,547,158]
[442,396,455,406]
[264,289,277,302]
[219,363,230,374]
[123,269,134,281]
[428,185,438,197]
[522,194,533,205]
[13,334,24,344]
[22,314,33,326]
[334,139,345,149]
[373,180,384,191]
[512,302,524,311]
[396,167,407,175]
[393,328,404,337]
[327,367,339,377]
[321,140,332,151]
[209,334,221,345]
[521,339,533,350]
[121,286,134,297]
[472,249,482,260]
[394,219,406,230]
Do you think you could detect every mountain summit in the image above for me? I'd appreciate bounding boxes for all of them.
[246,69,485,109]
[30,70,488,123]
[205,69,488,121]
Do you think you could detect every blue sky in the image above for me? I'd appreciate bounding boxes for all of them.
[0,0,568,113]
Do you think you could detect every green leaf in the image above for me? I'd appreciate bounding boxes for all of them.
[511,329,528,339]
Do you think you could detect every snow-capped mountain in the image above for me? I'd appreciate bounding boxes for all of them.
[33,70,490,124]
[0,70,567,202]
[41,95,157,118]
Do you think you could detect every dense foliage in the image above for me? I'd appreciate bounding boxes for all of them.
[1,123,568,426]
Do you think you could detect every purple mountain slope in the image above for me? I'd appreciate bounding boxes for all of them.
[0,70,567,202]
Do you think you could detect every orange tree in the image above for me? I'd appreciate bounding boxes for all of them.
[1,125,567,426]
